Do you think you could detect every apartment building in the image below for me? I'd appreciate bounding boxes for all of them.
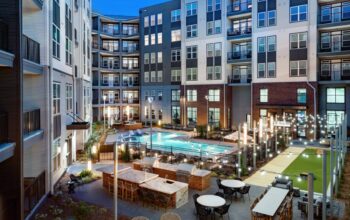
[180,0,232,129]
[0,0,92,219]
[139,0,182,125]
[92,13,140,125]
[317,0,350,132]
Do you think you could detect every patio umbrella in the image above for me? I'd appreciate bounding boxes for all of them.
[224,131,253,141]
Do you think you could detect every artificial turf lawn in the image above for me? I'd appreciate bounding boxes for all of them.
[282,148,333,193]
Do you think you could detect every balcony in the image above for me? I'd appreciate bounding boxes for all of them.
[100,81,120,87]
[227,0,252,17]
[100,63,120,71]
[103,99,120,104]
[23,35,43,75]
[227,51,252,64]
[228,71,252,85]
[0,113,15,163]
[319,32,350,58]
[122,46,139,54]
[24,171,46,218]
[319,62,350,82]
[122,81,139,87]
[121,29,139,38]
[0,20,14,67]
[318,5,350,30]
[122,65,139,71]
[66,112,90,130]
[23,109,43,143]
[227,27,252,41]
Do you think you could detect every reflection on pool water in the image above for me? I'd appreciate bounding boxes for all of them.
[126,131,232,156]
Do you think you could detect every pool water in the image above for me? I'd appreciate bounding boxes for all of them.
[127,131,233,157]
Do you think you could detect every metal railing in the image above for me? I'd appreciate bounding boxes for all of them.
[24,171,46,217]
[227,0,252,14]
[122,65,139,70]
[0,19,8,52]
[227,27,252,37]
[122,46,139,53]
[122,98,139,104]
[0,113,8,143]
[319,7,350,24]
[23,109,40,136]
[227,50,252,61]
[319,32,350,53]
[23,35,40,64]
[228,72,252,84]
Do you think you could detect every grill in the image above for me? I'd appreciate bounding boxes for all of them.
[176,163,197,183]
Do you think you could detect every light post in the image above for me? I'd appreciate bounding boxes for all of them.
[148,97,154,151]
[103,95,107,132]
[205,95,209,138]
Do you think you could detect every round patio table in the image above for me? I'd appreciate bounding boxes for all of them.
[221,179,245,189]
[197,195,226,208]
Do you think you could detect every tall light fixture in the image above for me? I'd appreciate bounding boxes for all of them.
[205,95,209,138]
[103,95,107,132]
[148,97,154,150]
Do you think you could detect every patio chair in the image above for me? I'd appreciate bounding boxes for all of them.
[215,191,225,199]
[297,201,308,218]
[144,191,157,209]
[196,203,212,220]
[238,185,251,201]
[222,186,235,201]
[69,174,83,186]
[214,203,231,220]
[124,182,138,201]
[160,212,181,220]
[216,178,224,192]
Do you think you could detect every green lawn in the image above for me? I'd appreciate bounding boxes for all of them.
[282,148,333,193]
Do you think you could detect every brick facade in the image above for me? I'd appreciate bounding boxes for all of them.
[180,84,232,129]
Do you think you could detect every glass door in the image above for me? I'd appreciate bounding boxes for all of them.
[297,110,306,137]
[331,62,341,81]
[332,5,341,23]
[108,91,114,104]
[332,33,341,52]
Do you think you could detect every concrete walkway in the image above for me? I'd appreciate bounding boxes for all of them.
[244,147,305,187]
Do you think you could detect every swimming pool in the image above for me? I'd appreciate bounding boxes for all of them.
[124,131,233,157]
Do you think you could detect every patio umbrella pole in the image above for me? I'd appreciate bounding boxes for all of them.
[307,173,314,220]
[253,120,256,170]
[322,149,327,220]
[330,138,334,218]
[114,143,118,220]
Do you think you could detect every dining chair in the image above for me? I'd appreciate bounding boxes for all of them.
[124,182,138,201]
[214,203,231,220]
[196,204,212,220]
[117,180,124,198]
[223,186,235,201]
[239,185,251,201]
[216,178,224,192]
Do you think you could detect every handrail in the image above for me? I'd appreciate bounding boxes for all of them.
[66,112,86,123]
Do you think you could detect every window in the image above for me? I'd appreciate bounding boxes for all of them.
[297,88,307,104]
[66,84,73,112]
[171,9,181,22]
[207,43,221,57]
[157,13,162,25]
[267,62,276,77]
[208,108,220,127]
[150,15,156,26]
[290,4,308,23]
[207,21,214,35]
[52,139,61,171]
[258,12,266,27]
[53,82,61,139]
[268,10,276,26]
[157,71,163,82]
[290,32,307,49]
[157,32,162,44]
[258,63,266,78]
[171,49,181,62]
[151,53,156,64]
[151,34,156,45]
[187,90,197,101]
[65,2,72,65]
[172,90,180,101]
[214,66,221,80]
[327,88,345,103]
[187,24,197,38]
[144,35,149,46]
[151,71,156,82]
[327,110,345,130]
[290,60,307,77]
[145,72,149,82]
[144,16,149,27]
[144,53,149,64]
[267,36,276,52]
[260,109,267,118]
[171,29,181,42]
[157,52,163,63]
[187,107,197,125]
[186,68,198,81]
[258,37,266,53]
[172,106,180,124]
[208,89,220,101]
[187,2,198,16]
[158,91,163,101]
[171,69,181,82]
[53,0,60,58]
[260,89,268,103]
[186,46,197,59]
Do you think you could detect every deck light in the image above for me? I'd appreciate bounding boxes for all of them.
[87,160,92,171]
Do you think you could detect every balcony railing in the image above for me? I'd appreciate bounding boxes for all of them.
[227,27,252,37]
[103,99,120,104]
[319,6,350,25]
[122,98,139,104]
[100,63,120,70]
[227,0,252,15]
[228,72,252,84]
[24,171,46,218]
[227,51,252,61]
[100,81,120,87]
[23,35,40,64]
[0,19,8,52]
[320,62,350,81]
[319,33,350,54]
[0,113,8,143]
[23,109,41,136]
[121,29,139,37]
[122,81,139,87]
[122,46,139,53]
[122,65,139,70]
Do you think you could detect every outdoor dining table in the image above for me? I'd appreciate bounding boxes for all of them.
[221,179,245,189]
[252,187,289,217]
[197,195,226,208]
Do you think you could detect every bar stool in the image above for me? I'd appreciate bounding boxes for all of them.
[108,176,114,194]
[124,182,138,201]
[117,180,125,199]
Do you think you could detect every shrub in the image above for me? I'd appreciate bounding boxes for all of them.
[79,169,93,178]
[73,202,92,220]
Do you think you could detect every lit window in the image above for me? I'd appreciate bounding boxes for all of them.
[260,89,268,103]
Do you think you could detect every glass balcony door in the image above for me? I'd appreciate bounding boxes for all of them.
[331,62,341,81]
[332,33,341,52]
[332,6,341,22]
